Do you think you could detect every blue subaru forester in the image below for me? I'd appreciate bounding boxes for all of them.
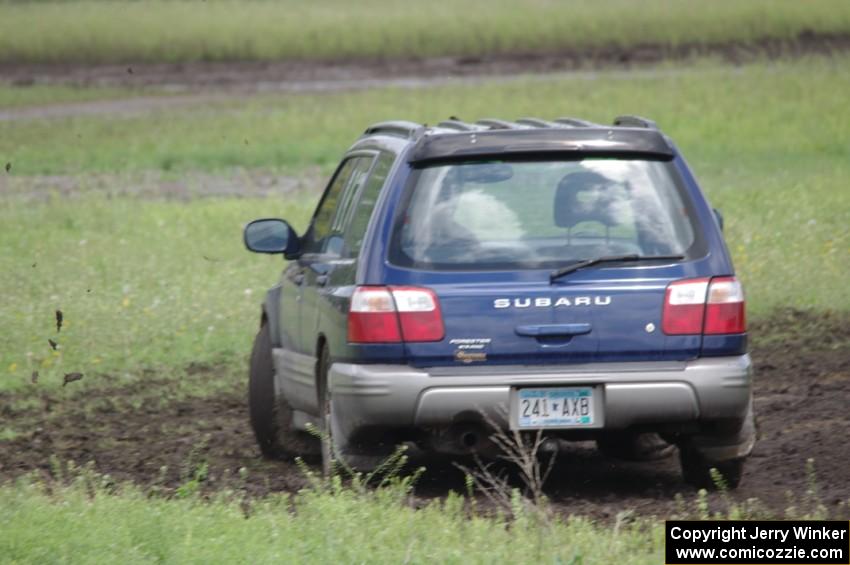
[243,116,755,489]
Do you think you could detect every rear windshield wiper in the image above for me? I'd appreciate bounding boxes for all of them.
[550,254,685,283]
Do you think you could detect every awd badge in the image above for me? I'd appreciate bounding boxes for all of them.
[450,338,491,363]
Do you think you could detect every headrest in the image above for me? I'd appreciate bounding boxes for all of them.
[554,171,619,229]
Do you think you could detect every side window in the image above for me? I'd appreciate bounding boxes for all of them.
[303,156,374,255]
[344,152,394,256]
[303,159,356,254]
[331,158,373,238]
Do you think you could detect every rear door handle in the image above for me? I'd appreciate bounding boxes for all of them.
[515,323,592,337]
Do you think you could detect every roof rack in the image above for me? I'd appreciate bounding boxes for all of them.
[554,117,597,128]
[612,115,658,129]
[515,117,558,128]
[475,118,525,130]
[436,119,481,132]
[362,120,425,139]
[363,115,661,139]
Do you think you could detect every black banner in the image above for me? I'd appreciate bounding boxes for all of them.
[666,520,849,564]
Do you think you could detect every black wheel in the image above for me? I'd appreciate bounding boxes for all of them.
[317,346,385,476]
[249,323,315,458]
[596,432,676,461]
[679,448,745,490]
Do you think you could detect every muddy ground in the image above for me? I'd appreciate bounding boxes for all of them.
[2,32,848,125]
[1,309,848,520]
[2,31,849,90]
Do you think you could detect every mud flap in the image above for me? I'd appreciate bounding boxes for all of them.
[687,395,756,463]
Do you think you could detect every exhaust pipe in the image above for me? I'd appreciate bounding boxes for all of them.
[460,430,479,449]
[453,424,485,452]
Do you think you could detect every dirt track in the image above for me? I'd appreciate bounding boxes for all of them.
[0,67,743,123]
[2,32,848,124]
[1,309,848,519]
[3,31,849,90]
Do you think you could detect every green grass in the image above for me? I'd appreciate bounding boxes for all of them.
[2,60,849,177]
[1,0,849,64]
[1,54,848,563]
[0,476,664,564]
[0,59,847,387]
[0,194,313,392]
[0,460,836,564]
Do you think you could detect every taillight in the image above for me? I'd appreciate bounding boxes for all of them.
[662,276,745,335]
[662,278,709,335]
[348,287,401,343]
[391,287,445,342]
[348,286,444,343]
[704,276,746,334]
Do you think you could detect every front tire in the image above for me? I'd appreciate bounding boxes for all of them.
[318,346,334,476]
[248,323,315,458]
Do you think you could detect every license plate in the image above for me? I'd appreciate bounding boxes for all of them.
[514,387,597,429]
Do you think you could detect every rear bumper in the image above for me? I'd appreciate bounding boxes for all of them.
[329,355,754,460]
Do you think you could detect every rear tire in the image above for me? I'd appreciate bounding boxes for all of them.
[680,397,754,490]
[679,449,745,490]
[249,323,315,458]
[318,346,385,476]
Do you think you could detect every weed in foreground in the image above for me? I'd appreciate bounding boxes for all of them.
[448,408,556,523]
[4,453,844,564]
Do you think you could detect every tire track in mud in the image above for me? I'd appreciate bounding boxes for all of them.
[1,31,849,123]
[1,309,849,519]
[0,68,735,123]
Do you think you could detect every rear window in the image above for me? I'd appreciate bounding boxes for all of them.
[389,158,699,271]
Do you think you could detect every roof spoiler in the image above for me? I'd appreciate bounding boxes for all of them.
[408,128,674,164]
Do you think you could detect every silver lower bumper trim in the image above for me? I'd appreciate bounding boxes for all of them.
[328,355,754,459]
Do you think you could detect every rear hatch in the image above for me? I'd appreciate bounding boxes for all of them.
[400,271,701,367]
[383,157,706,367]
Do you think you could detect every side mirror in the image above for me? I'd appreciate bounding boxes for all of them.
[244,218,300,257]
[712,208,724,231]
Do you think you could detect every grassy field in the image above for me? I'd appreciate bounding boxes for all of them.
[1,52,849,561]
[2,57,849,395]
[2,62,849,177]
[1,476,667,564]
[0,195,310,393]
[0,458,835,563]
[1,0,850,64]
